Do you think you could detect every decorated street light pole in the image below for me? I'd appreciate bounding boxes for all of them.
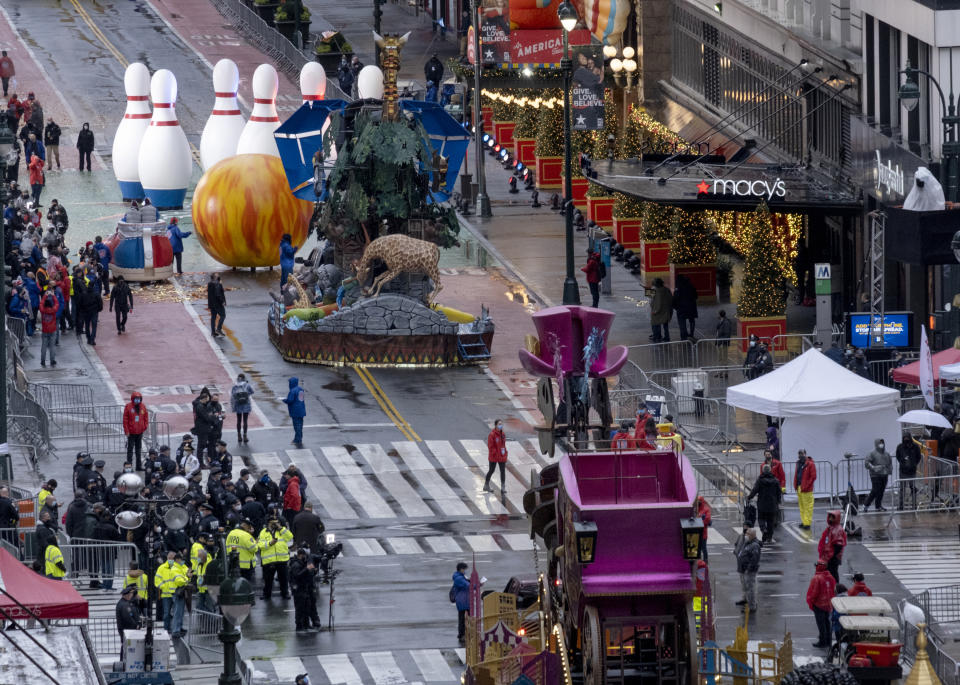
[558,0,581,305]
[471,0,491,217]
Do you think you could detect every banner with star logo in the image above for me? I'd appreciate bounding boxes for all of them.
[571,44,604,130]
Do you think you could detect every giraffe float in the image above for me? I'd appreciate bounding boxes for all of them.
[373,31,410,122]
[354,234,443,303]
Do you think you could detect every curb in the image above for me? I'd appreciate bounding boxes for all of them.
[456,211,554,309]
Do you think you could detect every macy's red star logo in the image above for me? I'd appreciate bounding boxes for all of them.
[696,180,710,195]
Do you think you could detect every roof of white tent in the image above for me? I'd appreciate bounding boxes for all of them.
[940,361,960,381]
[725,348,900,417]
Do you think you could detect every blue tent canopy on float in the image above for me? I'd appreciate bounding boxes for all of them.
[275,98,468,203]
[274,99,348,201]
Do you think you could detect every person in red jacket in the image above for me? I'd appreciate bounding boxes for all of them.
[610,420,637,451]
[28,153,44,205]
[283,475,302,528]
[847,572,873,597]
[632,402,654,444]
[817,510,847,581]
[794,450,817,529]
[763,449,786,490]
[807,558,837,648]
[697,495,712,561]
[123,391,149,472]
[580,248,602,308]
[483,419,508,496]
[38,288,59,367]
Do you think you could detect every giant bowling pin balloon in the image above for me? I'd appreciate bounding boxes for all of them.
[137,69,192,210]
[357,65,384,99]
[300,62,326,103]
[236,64,280,157]
[112,62,152,201]
[200,59,246,171]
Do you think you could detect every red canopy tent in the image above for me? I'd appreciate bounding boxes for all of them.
[891,348,960,387]
[0,548,87,619]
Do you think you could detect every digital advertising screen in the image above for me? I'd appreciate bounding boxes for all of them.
[847,312,912,348]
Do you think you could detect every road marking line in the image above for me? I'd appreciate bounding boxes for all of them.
[362,651,406,685]
[502,533,534,551]
[358,367,421,441]
[347,538,386,556]
[376,471,434,517]
[79,340,125,405]
[270,656,307,681]
[170,279,273,428]
[355,443,400,473]
[424,536,462,553]
[385,537,423,554]
[250,451,285,474]
[353,367,418,441]
[465,534,501,552]
[392,441,434,471]
[410,648,457,682]
[318,653,364,684]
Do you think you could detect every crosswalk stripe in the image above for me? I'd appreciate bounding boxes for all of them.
[424,536,462,554]
[408,466,473,517]
[376,470,434,517]
[321,445,364,477]
[525,438,550,466]
[501,533,534,551]
[707,529,730,545]
[465,534,501,552]
[507,440,538,468]
[386,537,423,554]
[319,653,363,684]
[394,441,435,471]
[362,651,405,685]
[347,538,386,556]
[410,648,457,681]
[356,443,400,473]
[251,451,285,474]
[307,474,359,520]
[290,448,327,479]
[459,439,527,511]
[866,537,960,594]
[425,439,466,470]
[339,474,396,518]
[441,465,508,516]
[272,656,307,681]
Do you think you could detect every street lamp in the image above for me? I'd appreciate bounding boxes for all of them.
[213,556,254,685]
[898,60,960,203]
[471,0,492,217]
[558,0,581,305]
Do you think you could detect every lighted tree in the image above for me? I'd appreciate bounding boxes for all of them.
[535,102,564,157]
[642,202,674,241]
[737,202,788,317]
[670,209,717,264]
[513,92,540,139]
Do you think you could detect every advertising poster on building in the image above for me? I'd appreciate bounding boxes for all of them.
[570,44,604,130]
[480,0,510,64]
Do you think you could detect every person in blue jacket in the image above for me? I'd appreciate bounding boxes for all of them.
[279,233,297,288]
[166,217,191,275]
[22,272,40,333]
[452,562,470,644]
[283,376,306,448]
[92,236,111,295]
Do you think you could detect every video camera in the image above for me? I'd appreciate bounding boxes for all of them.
[312,534,343,583]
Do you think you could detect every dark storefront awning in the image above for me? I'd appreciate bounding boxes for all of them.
[591,159,862,214]
[885,207,960,265]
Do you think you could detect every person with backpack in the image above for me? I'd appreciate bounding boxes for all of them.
[451,561,470,644]
[230,372,254,444]
[581,247,603,308]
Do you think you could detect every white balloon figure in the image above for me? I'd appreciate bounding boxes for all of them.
[236,64,280,157]
[112,62,152,201]
[357,65,384,100]
[200,59,246,171]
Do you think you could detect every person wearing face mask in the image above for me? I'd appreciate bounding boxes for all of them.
[123,391,149,471]
[483,419,508,496]
[155,551,189,637]
[743,335,760,379]
[76,122,94,171]
[231,373,254,444]
[863,437,892,512]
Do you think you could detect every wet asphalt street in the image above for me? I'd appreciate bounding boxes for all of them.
[6,1,959,683]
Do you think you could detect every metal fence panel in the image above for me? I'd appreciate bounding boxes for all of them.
[29,382,94,413]
[61,540,139,582]
[85,421,170,456]
[694,337,750,367]
[626,341,697,372]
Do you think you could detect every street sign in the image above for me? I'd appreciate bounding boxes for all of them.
[814,263,833,346]
[815,263,831,280]
[815,263,832,296]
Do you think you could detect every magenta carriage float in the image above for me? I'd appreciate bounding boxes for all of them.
[519,305,706,684]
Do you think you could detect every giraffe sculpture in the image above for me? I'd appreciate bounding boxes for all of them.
[373,31,410,122]
[354,233,443,303]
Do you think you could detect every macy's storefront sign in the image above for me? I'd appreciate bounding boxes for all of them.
[697,178,786,201]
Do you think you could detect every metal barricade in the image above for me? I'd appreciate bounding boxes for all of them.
[84,420,170,456]
[901,395,931,414]
[5,315,26,350]
[769,333,814,365]
[29,382,95,414]
[185,608,224,659]
[61,539,139,583]
[691,457,743,514]
[694,337,750,367]
[625,341,697,372]
[50,404,152,439]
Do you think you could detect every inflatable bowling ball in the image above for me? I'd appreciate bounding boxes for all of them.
[192,153,313,267]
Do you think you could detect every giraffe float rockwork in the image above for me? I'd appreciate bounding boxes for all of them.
[354,234,443,303]
[373,31,410,123]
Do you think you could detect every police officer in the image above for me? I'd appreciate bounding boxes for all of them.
[259,517,292,600]
[116,584,142,642]
[157,445,177,478]
[196,502,220,537]
[212,440,233,477]
[289,545,319,632]
[226,519,258,582]
[74,453,94,492]
[89,459,107,502]
[106,471,127,510]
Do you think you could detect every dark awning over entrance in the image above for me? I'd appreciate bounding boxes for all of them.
[885,207,960,265]
[591,159,862,214]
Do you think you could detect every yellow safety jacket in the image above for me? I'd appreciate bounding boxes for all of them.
[190,541,205,569]
[45,544,66,579]
[38,488,53,508]
[226,528,258,569]
[154,561,188,599]
[193,555,211,594]
[124,571,148,600]
[258,526,293,565]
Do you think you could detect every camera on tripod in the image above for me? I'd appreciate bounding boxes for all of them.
[313,533,343,583]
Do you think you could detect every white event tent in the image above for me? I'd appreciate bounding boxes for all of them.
[726,348,901,490]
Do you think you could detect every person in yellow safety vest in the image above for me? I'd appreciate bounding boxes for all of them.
[655,417,685,453]
[44,541,66,579]
[192,540,215,613]
[259,517,293,600]
[226,519,258,582]
[155,551,190,637]
[124,560,148,612]
[38,479,57,508]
